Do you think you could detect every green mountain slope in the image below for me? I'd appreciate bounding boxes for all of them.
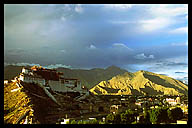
[90,70,188,96]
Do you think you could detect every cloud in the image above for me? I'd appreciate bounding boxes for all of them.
[169,26,188,34]
[4,4,188,73]
[104,4,133,9]
[128,55,188,81]
[60,49,66,53]
[140,18,171,32]
[149,4,188,17]
[148,55,154,59]
[4,62,41,67]
[135,53,155,59]
[89,44,96,49]
[60,16,66,21]
[166,62,187,66]
[45,64,71,69]
[171,42,188,46]
[109,20,134,24]
[4,62,72,69]
[138,4,188,33]
[112,43,133,51]
[75,4,83,13]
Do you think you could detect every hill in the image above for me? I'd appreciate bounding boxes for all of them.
[90,70,188,96]
[4,65,23,80]
[53,65,128,89]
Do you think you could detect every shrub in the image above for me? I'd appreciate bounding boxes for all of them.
[69,120,77,124]
[106,113,121,124]
[120,109,135,124]
[88,119,99,124]
[149,107,169,124]
[143,110,151,124]
[106,113,115,124]
[168,107,183,122]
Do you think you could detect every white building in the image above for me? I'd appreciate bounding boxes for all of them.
[165,98,177,106]
[22,67,30,74]
[19,74,45,86]
[48,78,82,93]
[20,67,84,93]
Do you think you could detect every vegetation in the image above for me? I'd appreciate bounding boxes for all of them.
[67,120,76,124]
[167,107,183,122]
[142,107,151,124]
[120,109,135,124]
[67,106,185,124]
[67,119,99,124]
[105,109,137,124]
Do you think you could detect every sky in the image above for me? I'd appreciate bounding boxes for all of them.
[4,4,188,83]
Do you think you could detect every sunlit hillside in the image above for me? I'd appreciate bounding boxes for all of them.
[90,70,188,96]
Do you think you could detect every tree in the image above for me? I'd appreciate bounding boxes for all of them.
[120,109,135,124]
[106,113,115,124]
[99,120,105,124]
[121,113,128,124]
[68,120,77,124]
[159,106,169,123]
[143,110,151,124]
[149,107,169,124]
[149,108,161,124]
[114,114,121,124]
[77,120,87,124]
[88,119,99,124]
[106,113,121,124]
[168,107,183,122]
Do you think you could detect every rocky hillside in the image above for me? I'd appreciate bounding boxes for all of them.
[90,70,188,96]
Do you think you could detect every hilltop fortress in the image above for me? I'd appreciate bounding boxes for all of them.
[18,65,86,94]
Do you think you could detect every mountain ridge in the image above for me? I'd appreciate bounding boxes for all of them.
[90,70,188,96]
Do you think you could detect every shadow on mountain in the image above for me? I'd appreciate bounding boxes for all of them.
[98,85,120,93]
[143,74,187,95]
[131,89,143,96]
[140,86,164,95]
[94,87,103,94]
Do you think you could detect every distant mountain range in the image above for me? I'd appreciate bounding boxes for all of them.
[90,70,188,96]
